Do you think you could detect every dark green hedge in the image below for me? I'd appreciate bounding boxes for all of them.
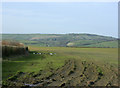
[2,46,29,57]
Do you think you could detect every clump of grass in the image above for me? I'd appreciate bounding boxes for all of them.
[68,70,74,75]
[6,71,23,81]
[74,64,77,70]
[82,60,86,65]
[97,67,103,76]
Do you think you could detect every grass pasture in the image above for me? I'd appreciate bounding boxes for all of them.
[2,46,118,86]
[2,34,118,48]
[29,46,118,65]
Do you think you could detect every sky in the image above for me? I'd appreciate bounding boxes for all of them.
[2,2,118,38]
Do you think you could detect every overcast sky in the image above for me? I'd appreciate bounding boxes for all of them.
[2,2,118,37]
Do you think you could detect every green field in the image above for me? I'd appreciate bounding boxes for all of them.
[2,34,118,48]
[2,46,118,86]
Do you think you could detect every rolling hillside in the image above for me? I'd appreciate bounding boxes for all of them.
[2,47,118,86]
[1,33,118,48]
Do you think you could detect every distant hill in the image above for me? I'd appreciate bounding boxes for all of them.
[1,33,118,48]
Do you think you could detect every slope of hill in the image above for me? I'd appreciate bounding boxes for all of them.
[2,46,118,86]
[1,33,118,48]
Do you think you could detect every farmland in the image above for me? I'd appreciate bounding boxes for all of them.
[2,1,118,86]
[2,33,118,87]
[1,34,118,48]
[2,46,118,87]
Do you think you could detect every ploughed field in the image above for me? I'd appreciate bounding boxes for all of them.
[2,46,118,87]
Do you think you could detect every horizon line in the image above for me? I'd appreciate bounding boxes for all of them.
[1,33,118,38]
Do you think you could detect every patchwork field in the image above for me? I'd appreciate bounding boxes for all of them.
[2,34,118,48]
[2,46,118,87]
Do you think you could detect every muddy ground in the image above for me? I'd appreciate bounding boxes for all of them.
[2,59,118,87]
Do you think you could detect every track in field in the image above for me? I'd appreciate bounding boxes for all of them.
[3,59,118,87]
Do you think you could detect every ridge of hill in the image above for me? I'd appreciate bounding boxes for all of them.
[1,33,118,48]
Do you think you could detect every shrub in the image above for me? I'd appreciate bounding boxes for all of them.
[2,41,29,58]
